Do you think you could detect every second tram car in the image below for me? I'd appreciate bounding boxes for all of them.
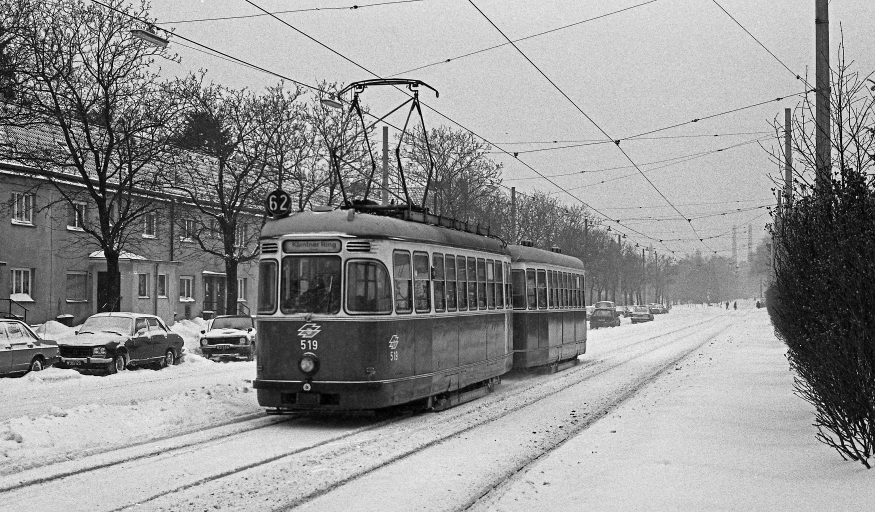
[254,208,514,412]
[508,243,587,371]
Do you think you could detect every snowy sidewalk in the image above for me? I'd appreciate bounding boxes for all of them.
[482,305,875,511]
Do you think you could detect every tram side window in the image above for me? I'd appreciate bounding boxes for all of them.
[505,263,512,308]
[433,253,446,312]
[495,261,504,309]
[257,260,277,314]
[575,274,582,307]
[445,254,457,311]
[346,260,392,314]
[394,251,412,314]
[562,272,571,308]
[466,257,477,309]
[551,270,559,310]
[537,269,548,310]
[280,256,341,314]
[476,258,487,309]
[526,269,536,309]
[413,252,431,313]
[512,269,527,309]
[456,256,468,310]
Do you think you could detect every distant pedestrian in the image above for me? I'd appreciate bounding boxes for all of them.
[733,301,737,310]
[725,301,729,309]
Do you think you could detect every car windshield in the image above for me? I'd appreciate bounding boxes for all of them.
[79,316,133,335]
[211,317,253,330]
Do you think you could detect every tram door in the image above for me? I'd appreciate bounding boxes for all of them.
[203,275,227,316]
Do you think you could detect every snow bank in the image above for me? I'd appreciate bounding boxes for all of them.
[0,380,259,475]
[171,317,209,355]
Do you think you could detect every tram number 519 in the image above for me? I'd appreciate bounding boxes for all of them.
[301,340,318,350]
[389,351,398,361]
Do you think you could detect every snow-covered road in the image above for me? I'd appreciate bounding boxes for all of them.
[0,305,786,512]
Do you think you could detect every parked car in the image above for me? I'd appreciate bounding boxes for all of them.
[0,319,59,376]
[631,305,655,323]
[590,307,621,329]
[57,312,184,374]
[594,300,615,310]
[199,315,257,361]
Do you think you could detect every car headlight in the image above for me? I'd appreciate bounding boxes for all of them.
[92,346,106,357]
[200,338,208,347]
[239,337,247,345]
[299,353,319,376]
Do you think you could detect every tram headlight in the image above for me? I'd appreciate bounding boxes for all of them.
[299,352,319,376]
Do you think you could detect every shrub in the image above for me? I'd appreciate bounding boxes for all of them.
[769,171,875,468]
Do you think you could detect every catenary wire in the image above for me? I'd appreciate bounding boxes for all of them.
[164,0,422,24]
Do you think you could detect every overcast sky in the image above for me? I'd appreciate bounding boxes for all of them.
[144,0,875,260]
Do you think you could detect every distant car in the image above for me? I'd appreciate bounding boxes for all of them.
[199,315,256,361]
[594,301,615,310]
[631,305,654,323]
[590,307,621,329]
[57,312,184,374]
[648,303,662,315]
[0,319,59,376]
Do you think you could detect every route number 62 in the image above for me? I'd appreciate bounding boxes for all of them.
[265,189,291,218]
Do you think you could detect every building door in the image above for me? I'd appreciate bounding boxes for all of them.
[97,272,120,313]
[203,275,226,316]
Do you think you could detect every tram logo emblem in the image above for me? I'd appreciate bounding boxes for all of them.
[298,323,322,339]
[388,335,399,350]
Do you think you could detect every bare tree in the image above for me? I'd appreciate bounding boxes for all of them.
[169,75,270,315]
[0,0,183,310]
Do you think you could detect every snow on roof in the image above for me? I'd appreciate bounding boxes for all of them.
[88,250,147,260]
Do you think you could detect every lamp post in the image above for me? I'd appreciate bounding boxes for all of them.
[131,28,169,48]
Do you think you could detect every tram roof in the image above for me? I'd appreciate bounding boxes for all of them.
[508,244,586,271]
[262,209,507,254]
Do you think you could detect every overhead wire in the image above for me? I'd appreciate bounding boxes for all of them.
[388,0,659,78]
[164,0,423,24]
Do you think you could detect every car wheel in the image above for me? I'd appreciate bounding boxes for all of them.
[247,343,256,361]
[28,357,44,373]
[108,353,126,374]
[161,349,175,369]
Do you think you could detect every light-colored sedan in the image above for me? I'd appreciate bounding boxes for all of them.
[630,305,654,323]
[0,319,59,376]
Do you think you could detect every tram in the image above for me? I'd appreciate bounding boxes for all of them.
[509,242,587,372]
[253,207,513,411]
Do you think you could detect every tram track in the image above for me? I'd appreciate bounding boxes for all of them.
[461,308,753,511]
[126,314,740,511]
[3,313,735,512]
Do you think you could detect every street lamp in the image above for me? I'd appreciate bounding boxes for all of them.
[131,28,168,48]
[320,95,343,110]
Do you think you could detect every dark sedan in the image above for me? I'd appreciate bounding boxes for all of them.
[590,307,621,329]
[1,319,59,376]
[631,305,655,323]
[57,312,183,374]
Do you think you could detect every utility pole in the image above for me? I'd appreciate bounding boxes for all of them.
[784,107,793,208]
[616,234,621,304]
[381,126,389,205]
[510,187,517,244]
[815,0,831,194]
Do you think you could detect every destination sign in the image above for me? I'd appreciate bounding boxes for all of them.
[282,239,342,253]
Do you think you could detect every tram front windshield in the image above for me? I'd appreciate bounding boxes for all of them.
[281,256,342,314]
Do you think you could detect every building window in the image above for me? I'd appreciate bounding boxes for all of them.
[11,268,33,301]
[67,202,86,230]
[157,274,167,298]
[180,218,197,241]
[234,224,247,248]
[143,212,157,238]
[138,273,149,298]
[66,272,88,302]
[237,277,247,301]
[12,193,34,225]
[179,276,194,301]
